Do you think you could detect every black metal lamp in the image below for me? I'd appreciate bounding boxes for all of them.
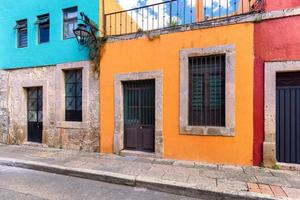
[73,12,98,46]
[74,24,90,45]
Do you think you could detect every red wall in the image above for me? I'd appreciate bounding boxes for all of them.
[264,0,300,11]
[253,15,300,165]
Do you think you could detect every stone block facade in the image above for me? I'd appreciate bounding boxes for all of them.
[0,70,9,144]
[0,61,99,152]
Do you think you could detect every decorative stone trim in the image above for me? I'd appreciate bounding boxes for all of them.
[179,45,236,136]
[55,61,90,129]
[114,70,163,158]
[10,77,50,144]
[264,61,300,167]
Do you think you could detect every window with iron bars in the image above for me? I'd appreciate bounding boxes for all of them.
[63,7,78,39]
[65,69,82,122]
[15,19,28,48]
[188,54,225,127]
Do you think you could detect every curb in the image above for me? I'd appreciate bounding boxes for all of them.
[0,157,277,200]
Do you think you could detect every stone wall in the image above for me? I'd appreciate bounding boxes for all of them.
[0,70,9,144]
[1,61,99,152]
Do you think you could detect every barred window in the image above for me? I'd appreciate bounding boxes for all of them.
[188,55,225,127]
[63,7,78,39]
[65,69,82,122]
[15,20,28,48]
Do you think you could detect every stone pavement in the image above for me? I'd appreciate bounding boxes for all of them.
[0,144,299,199]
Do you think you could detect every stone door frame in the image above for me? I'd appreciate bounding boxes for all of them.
[19,80,49,144]
[264,61,300,167]
[114,70,164,157]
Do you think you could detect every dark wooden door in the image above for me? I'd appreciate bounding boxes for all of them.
[276,72,300,164]
[123,80,155,152]
[27,87,43,143]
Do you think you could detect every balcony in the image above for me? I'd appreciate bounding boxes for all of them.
[104,0,264,36]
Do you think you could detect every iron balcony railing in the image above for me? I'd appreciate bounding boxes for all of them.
[104,0,264,36]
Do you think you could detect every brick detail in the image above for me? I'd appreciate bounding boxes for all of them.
[258,184,274,196]
[270,185,287,198]
[247,183,260,193]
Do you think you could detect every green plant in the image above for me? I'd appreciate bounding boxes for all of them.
[86,34,107,79]
[272,164,280,170]
[170,19,179,27]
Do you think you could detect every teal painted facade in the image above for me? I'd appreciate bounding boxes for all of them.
[0,0,99,69]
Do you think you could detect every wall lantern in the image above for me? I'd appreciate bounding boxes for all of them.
[73,12,98,46]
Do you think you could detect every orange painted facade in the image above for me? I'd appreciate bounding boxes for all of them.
[100,23,254,166]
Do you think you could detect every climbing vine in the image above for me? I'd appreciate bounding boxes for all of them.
[86,34,107,79]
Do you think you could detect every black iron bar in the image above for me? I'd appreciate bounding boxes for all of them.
[170,1,173,26]
[234,0,237,15]
[120,12,122,35]
[211,0,213,19]
[183,0,186,24]
[190,0,193,23]
[204,0,206,20]
[227,0,229,17]
[219,0,221,18]
[131,10,133,34]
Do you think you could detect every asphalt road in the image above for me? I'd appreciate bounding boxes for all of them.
[0,165,198,200]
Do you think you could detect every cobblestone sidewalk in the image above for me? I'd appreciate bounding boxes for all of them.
[0,145,299,199]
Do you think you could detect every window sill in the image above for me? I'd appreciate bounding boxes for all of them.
[63,36,75,40]
[180,126,235,137]
[56,121,88,129]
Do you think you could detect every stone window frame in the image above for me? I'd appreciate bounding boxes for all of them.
[56,61,90,129]
[19,80,49,144]
[264,61,300,166]
[114,70,164,158]
[180,45,235,136]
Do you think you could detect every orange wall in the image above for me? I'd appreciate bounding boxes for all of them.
[100,23,254,166]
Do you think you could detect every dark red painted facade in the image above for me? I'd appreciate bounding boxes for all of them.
[253,0,300,165]
[264,0,300,12]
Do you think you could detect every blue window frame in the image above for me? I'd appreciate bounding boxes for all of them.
[36,14,50,44]
[15,19,28,48]
[63,7,78,39]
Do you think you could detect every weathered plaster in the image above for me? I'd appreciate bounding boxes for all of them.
[264,61,300,167]
[0,70,9,144]
[180,45,236,136]
[114,70,163,158]
[0,61,99,152]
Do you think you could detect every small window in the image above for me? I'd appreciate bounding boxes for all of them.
[63,7,78,39]
[65,69,82,122]
[15,20,28,48]
[36,14,50,44]
[188,55,225,127]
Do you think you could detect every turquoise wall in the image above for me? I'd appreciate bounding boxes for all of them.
[0,0,99,69]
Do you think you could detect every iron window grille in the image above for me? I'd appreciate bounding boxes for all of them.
[36,14,50,44]
[65,69,82,122]
[188,54,225,127]
[15,19,28,48]
[63,7,78,39]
